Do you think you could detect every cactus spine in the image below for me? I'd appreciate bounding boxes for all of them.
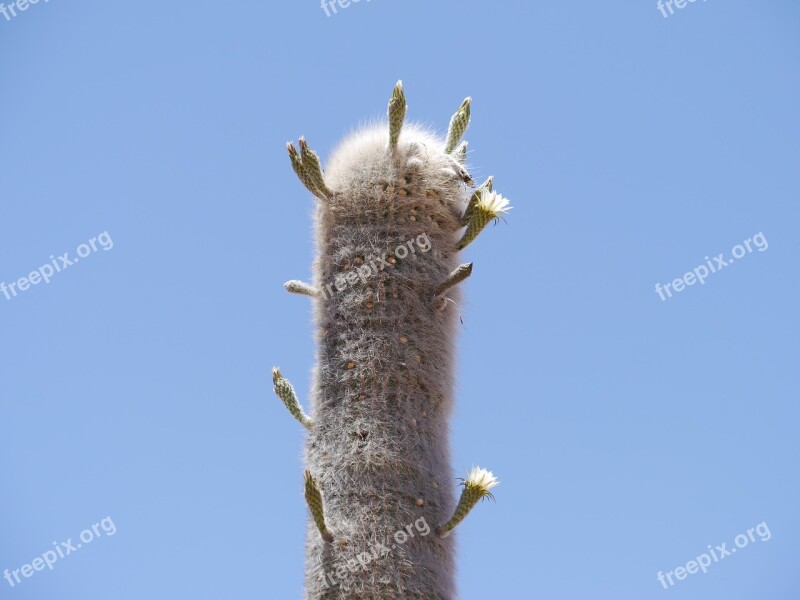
[275,81,510,599]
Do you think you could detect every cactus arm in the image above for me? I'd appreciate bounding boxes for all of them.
[457,186,511,250]
[286,142,318,197]
[284,280,319,298]
[271,368,313,429]
[298,137,332,199]
[461,176,494,226]
[434,263,474,297]
[456,210,494,250]
[436,467,499,538]
[445,97,471,153]
[304,470,334,543]
[287,140,332,200]
[388,80,406,150]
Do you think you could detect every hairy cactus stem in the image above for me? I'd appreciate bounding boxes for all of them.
[281,81,509,599]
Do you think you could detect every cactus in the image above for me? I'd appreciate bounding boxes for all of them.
[275,81,510,598]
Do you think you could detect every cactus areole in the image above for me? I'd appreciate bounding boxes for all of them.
[275,81,508,599]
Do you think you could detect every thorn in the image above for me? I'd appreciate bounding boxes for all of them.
[447,155,473,186]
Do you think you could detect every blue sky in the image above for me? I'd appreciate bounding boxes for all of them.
[1,1,798,598]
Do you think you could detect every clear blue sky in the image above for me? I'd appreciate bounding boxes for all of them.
[1,1,798,598]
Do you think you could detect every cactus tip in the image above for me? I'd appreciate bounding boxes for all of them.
[272,368,313,429]
[388,79,408,150]
[445,96,472,153]
[304,469,334,543]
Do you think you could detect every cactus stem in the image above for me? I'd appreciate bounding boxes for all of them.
[388,80,407,151]
[304,470,334,544]
[272,368,313,429]
[445,97,471,154]
[434,263,473,297]
[436,467,499,538]
[282,85,508,594]
[284,280,319,298]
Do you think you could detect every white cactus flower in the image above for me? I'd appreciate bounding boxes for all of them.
[476,189,512,218]
[465,466,500,496]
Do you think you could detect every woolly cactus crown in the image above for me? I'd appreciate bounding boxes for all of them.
[324,123,468,214]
